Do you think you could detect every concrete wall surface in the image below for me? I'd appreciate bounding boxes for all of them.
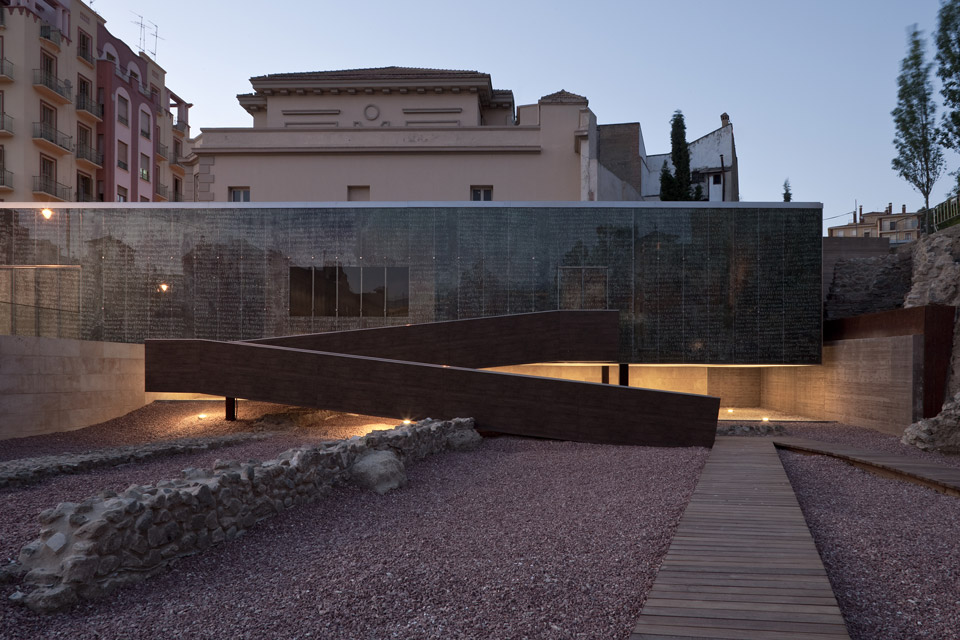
[0,336,148,440]
[762,335,917,435]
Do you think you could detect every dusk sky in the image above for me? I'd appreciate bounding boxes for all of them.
[90,0,948,232]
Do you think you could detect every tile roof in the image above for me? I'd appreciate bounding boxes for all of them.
[539,89,588,105]
[251,66,491,82]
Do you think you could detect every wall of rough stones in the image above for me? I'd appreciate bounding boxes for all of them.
[824,247,913,321]
[8,418,481,613]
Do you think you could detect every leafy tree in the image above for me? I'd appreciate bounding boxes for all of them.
[936,0,960,192]
[659,110,692,201]
[782,179,792,202]
[892,26,944,211]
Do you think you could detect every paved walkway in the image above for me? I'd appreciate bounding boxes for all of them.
[630,437,850,639]
[773,437,960,498]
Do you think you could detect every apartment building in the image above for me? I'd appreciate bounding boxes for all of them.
[827,204,922,244]
[0,0,190,203]
[191,67,739,203]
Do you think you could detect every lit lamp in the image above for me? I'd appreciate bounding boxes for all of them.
[158,283,169,293]
[41,208,53,220]
[402,419,412,425]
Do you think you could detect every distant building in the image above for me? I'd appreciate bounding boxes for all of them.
[190,67,739,203]
[827,204,922,244]
[0,0,191,203]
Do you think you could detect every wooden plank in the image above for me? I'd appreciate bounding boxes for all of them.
[630,438,850,639]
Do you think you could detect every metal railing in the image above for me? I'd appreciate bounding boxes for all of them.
[32,68,72,100]
[156,142,169,159]
[0,58,13,79]
[173,193,183,202]
[931,197,960,230]
[32,121,73,151]
[40,25,62,47]
[170,157,183,168]
[78,48,95,66]
[118,113,129,126]
[76,143,103,167]
[173,121,188,134]
[118,159,128,171]
[76,191,96,202]
[75,93,103,118]
[140,127,151,140]
[32,175,72,201]
[0,112,12,134]
[156,183,168,198]
[0,169,12,190]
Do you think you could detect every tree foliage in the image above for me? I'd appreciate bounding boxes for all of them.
[892,26,944,210]
[659,110,693,201]
[782,179,792,202]
[936,0,960,193]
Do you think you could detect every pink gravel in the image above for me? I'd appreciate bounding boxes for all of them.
[782,421,960,470]
[0,401,396,463]
[0,437,708,639]
[780,449,960,640]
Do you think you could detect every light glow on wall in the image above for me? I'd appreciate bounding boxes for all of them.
[41,209,53,220]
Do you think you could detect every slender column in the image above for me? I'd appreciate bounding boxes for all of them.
[618,363,629,386]
[225,397,236,421]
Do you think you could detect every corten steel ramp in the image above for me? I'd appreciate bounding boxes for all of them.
[145,312,719,448]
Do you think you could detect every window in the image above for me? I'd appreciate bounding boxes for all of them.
[117,141,128,170]
[77,30,92,63]
[347,185,370,201]
[40,155,56,182]
[139,153,150,181]
[116,186,127,202]
[77,75,91,102]
[470,186,493,201]
[691,171,703,184]
[228,187,250,202]
[834,230,844,237]
[886,220,898,231]
[173,139,182,160]
[117,95,129,126]
[289,266,409,317]
[40,51,56,77]
[712,174,722,185]
[140,110,150,138]
[40,102,56,128]
[863,231,871,238]
[76,172,92,201]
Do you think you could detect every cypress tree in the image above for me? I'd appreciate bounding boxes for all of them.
[659,110,692,201]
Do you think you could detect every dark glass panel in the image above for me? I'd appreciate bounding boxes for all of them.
[339,266,361,317]
[315,266,338,317]
[582,268,607,310]
[289,267,312,317]
[361,267,385,318]
[559,267,582,310]
[386,267,409,317]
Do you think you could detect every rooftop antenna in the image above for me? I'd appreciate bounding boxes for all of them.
[131,12,147,53]
[147,20,164,59]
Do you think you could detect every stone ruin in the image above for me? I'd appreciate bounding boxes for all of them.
[902,392,960,453]
[4,417,481,613]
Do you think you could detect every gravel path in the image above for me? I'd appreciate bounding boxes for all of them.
[0,437,708,639]
[780,449,960,640]
[781,421,960,470]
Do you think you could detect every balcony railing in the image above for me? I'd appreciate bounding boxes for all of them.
[40,25,62,47]
[173,193,183,202]
[32,122,73,151]
[0,58,13,80]
[173,121,188,134]
[932,196,960,231]
[33,175,72,201]
[118,113,129,126]
[0,169,12,190]
[76,191,96,202]
[78,48,95,66]
[141,127,151,140]
[156,142,169,159]
[33,68,72,101]
[156,183,168,198]
[76,93,103,119]
[0,113,12,134]
[76,143,103,167]
[170,157,183,168]
[118,159,128,171]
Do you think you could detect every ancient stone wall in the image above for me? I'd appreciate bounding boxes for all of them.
[9,418,481,613]
[824,247,913,321]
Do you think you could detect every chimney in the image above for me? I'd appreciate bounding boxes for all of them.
[887,202,893,214]
[859,205,863,223]
[720,112,730,127]
[902,204,906,214]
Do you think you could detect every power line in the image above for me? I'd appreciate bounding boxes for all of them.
[822,211,855,221]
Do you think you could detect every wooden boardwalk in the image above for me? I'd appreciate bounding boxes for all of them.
[774,437,960,498]
[630,437,850,639]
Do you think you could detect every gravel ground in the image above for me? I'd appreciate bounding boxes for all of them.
[0,401,398,463]
[0,437,708,639]
[780,421,960,470]
[780,450,960,640]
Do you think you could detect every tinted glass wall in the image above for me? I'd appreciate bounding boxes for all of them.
[0,203,822,364]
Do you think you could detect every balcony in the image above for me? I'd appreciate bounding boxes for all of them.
[33,69,72,104]
[33,176,72,201]
[40,25,62,49]
[173,192,183,202]
[170,157,184,171]
[76,93,103,120]
[173,121,188,135]
[0,169,12,192]
[156,142,169,159]
[0,113,12,136]
[0,58,12,82]
[78,48,95,67]
[118,113,129,126]
[76,143,104,168]
[76,191,96,202]
[156,183,169,200]
[32,122,73,154]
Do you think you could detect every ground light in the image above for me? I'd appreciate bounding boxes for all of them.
[762,417,769,422]
[402,419,412,425]
[197,413,207,419]
[41,208,53,219]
